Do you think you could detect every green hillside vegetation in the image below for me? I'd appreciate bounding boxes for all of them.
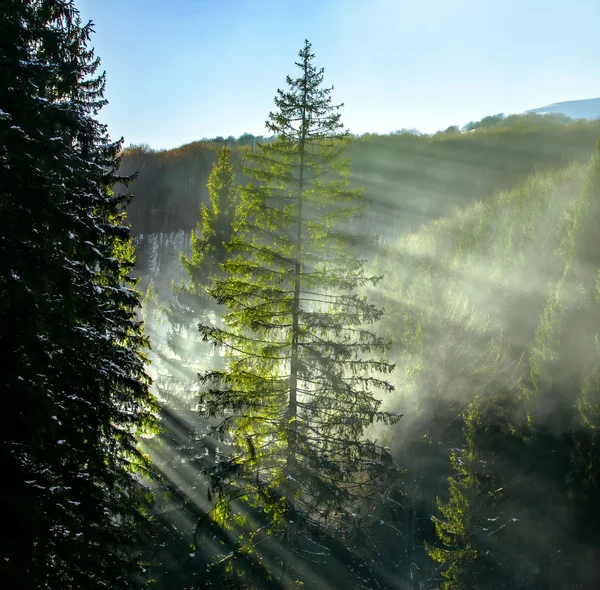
[122,114,600,238]
[136,123,600,587]
[366,144,600,588]
[122,114,600,295]
[8,3,600,587]
[132,111,600,588]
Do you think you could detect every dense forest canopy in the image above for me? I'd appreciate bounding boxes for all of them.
[136,95,600,588]
[123,113,600,296]
[3,1,600,589]
[121,112,600,237]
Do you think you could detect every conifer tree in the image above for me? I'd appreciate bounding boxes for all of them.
[426,401,482,590]
[0,2,157,588]
[165,145,239,391]
[197,40,401,587]
[139,147,239,588]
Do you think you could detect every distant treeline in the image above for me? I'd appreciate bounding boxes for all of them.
[120,113,600,242]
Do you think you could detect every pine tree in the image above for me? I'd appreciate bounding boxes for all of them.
[138,147,240,587]
[426,390,534,589]
[0,2,157,588]
[197,40,401,587]
[165,144,239,395]
[426,401,482,590]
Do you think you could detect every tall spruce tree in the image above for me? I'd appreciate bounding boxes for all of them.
[0,2,157,588]
[166,144,239,379]
[197,40,401,587]
[139,147,239,587]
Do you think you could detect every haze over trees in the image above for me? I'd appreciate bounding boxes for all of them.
[4,1,600,589]
[191,40,401,588]
[121,113,600,295]
[135,107,600,587]
[134,54,600,588]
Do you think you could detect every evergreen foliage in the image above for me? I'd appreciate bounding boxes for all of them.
[196,40,401,586]
[131,125,600,589]
[124,89,600,590]
[130,117,600,590]
[370,143,600,588]
[137,149,240,588]
[167,144,238,370]
[0,2,157,587]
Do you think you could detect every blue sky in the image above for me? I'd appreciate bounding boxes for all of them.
[78,0,600,150]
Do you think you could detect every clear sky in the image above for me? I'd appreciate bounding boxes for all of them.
[78,0,600,150]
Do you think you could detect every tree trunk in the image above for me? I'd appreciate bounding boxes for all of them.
[284,48,309,590]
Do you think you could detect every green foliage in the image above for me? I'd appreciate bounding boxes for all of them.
[197,40,401,587]
[167,144,239,365]
[370,139,600,587]
[183,144,238,285]
[426,401,480,590]
[0,2,158,588]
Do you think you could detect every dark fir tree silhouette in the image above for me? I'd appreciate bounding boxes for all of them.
[0,2,157,588]
[196,40,401,587]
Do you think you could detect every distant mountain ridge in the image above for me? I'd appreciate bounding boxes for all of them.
[524,97,600,120]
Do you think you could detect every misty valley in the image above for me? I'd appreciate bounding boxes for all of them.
[3,2,600,590]
[134,110,600,590]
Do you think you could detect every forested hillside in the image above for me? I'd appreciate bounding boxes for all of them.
[140,131,600,589]
[90,70,600,590]
[123,115,600,293]
[4,2,600,589]
[366,151,600,588]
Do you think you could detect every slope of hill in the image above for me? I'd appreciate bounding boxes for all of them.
[121,114,600,292]
[525,97,600,120]
[366,144,600,588]
[128,110,600,587]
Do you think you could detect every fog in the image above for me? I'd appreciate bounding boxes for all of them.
[131,116,600,588]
